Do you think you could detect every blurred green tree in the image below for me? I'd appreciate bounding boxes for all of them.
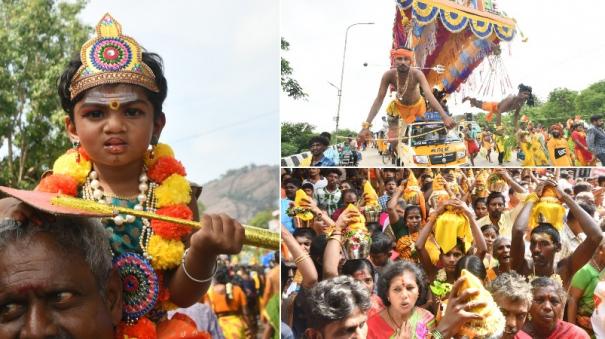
[0,0,90,188]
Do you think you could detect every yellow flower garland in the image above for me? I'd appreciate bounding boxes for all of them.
[43,143,191,276]
[155,174,192,208]
[147,234,185,270]
[52,150,91,184]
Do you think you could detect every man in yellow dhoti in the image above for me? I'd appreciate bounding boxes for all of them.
[358,48,455,151]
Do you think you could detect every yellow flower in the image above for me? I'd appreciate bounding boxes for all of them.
[52,151,91,184]
[147,235,184,270]
[144,143,175,167]
[155,174,191,207]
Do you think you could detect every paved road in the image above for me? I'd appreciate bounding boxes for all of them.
[357,146,521,167]
[472,150,521,167]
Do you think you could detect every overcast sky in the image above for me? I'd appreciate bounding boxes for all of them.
[281,0,605,134]
[80,1,279,184]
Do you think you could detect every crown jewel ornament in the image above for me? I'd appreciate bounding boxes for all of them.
[69,13,160,99]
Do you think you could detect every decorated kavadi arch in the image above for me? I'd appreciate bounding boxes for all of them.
[393,0,517,94]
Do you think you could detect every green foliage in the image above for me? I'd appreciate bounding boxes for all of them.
[540,88,578,121]
[576,80,605,117]
[0,0,91,188]
[519,83,605,126]
[281,37,308,100]
[281,121,315,156]
[333,128,357,144]
[247,209,273,229]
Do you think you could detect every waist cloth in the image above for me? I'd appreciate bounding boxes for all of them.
[386,97,427,124]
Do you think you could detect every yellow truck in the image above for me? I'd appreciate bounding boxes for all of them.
[396,113,469,167]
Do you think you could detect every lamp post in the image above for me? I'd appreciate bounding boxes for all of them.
[334,22,374,133]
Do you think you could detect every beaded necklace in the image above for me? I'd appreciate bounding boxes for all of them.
[396,68,412,102]
[82,175,158,257]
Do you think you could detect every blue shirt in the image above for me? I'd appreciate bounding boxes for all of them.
[311,155,336,167]
[281,198,294,233]
[323,147,340,165]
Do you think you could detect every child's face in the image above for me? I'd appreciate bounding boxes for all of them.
[482,228,498,249]
[66,85,164,168]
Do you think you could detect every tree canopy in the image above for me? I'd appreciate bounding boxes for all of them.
[0,0,90,188]
[281,37,308,100]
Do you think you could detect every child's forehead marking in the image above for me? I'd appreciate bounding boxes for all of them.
[82,91,140,105]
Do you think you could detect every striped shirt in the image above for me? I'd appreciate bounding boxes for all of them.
[314,187,341,217]
[587,125,605,156]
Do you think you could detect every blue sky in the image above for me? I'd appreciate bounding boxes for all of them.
[81,1,279,184]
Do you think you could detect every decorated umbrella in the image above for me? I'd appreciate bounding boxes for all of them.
[393,0,517,94]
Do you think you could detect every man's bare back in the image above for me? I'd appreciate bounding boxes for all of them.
[464,84,533,128]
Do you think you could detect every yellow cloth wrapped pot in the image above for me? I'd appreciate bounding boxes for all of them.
[344,204,366,231]
[434,209,472,254]
[487,173,507,193]
[292,189,314,221]
[429,174,450,209]
[473,170,489,198]
[528,186,566,231]
[456,269,505,338]
[362,181,380,208]
[403,171,426,220]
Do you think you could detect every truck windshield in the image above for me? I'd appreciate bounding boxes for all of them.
[409,123,461,147]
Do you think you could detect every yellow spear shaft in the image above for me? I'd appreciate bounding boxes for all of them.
[51,195,280,250]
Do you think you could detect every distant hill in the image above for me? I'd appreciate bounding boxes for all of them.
[198,164,279,223]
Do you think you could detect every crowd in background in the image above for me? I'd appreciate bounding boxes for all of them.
[280,167,605,338]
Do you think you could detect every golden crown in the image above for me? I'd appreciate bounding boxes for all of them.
[69,13,160,100]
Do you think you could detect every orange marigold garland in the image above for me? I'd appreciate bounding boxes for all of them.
[148,156,186,183]
[396,232,420,262]
[151,205,193,239]
[36,174,79,196]
[78,146,91,161]
[116,317,157,339]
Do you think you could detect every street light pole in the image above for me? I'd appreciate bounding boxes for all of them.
[335,22,374,133]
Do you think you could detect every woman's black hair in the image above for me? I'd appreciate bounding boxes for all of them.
[455,255,486,280]
[339,189,359,204]
[341,259,376,281]
[480,224,500,235]
[403,205,422,221]
[370,232,394,254]
[58,52,168,120]
[214,265,230,285]
[472,197,487,209]
[377,261,428,307]
[310,234,328,281]
[440,237,466,255]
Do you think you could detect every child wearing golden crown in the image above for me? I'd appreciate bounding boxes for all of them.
[0,14,244,338]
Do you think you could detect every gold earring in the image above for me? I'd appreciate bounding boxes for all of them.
[72,139,81,162]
